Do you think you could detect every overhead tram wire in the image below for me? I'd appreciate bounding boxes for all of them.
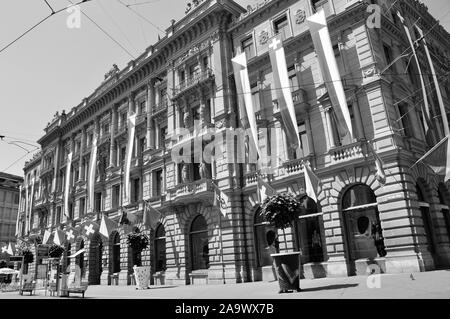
[116,0,165,34]
[66,0,136,59]
[0,0,93,55]
[96,0,140,56]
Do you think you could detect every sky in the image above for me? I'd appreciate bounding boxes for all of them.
[0,0,449,177]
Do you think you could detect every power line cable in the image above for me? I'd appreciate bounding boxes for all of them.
[116,0,165,33]
[96,0,139,55]
[0,0,93,55]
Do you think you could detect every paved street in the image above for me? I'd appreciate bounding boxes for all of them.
[1,270,450,299]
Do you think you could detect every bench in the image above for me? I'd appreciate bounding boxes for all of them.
[65,285,88,298]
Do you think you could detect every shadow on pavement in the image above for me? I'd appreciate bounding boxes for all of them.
[300,283,359,292]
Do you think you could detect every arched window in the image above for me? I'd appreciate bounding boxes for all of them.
[254,207,277,267]
[342,184,386,261]
[438,184,450,244]
[295,196,324,263]
[112,233,121,273]
[75,240,85,277]
[416,183,436,254]
[190,215,209,271]
[154,224,166,272]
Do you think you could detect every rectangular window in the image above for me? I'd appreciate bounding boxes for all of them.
[398,103,414,137]
[159,127,167,149]
[139,100,146,115]
[241,36,255,59]
[298,122,310,157]
[68,202,73,220]
[120,147,126,163]
[274,14,289,40]
[121,112,127,128]
[112,184,120,209]
[348,104,359,138]
[383,44,393,66]
[103,123,110,137]
[288,65,299,92]
[79,197,86,217]
[154,169,163,197]
[251,82,261,112]
[132,178,140,203]
[140,137,146,155]
[14,193,19,205]
[203,56,209,69]
[94,192,102,213]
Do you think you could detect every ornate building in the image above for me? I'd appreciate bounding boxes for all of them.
[18,0,450,286]
[0,172,23,263]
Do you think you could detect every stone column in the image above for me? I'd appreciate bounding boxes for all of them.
[52,143,60,193]
[70,133,76,188]
[79,127,86,181]
[109,106,118,168]
[146,81,154,150]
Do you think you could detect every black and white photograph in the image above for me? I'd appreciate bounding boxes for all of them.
[0,0,449,315]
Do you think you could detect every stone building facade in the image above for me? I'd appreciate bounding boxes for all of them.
[18,0,450,286]
[0,172,23,263]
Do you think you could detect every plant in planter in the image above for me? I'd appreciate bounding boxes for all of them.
[48,244,65,259]
[127,231,150,289]
[260,193,302,293]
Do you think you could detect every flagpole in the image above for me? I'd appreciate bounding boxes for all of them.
[410,135,449,170]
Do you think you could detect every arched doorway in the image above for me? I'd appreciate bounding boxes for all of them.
[342,185,386,265]
[110,232,121,274]
[253,207,277,269]
[88,233,103,285]
[154,224,166,273]
[75,240,85,279]
[190,215,209,271]
[416,182,437,266]
[294,196,324,263]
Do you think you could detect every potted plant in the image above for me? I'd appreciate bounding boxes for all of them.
[48,244,65,259]
[127,230,150,289]
[16,241,34,275]
[260,193,302,293]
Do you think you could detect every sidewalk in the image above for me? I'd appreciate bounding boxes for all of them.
[1,270,450,299]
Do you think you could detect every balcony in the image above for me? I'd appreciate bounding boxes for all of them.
[40,165,54,177]
[244,171,258,187]
[152,100,168,116]
[168,179,214,203]
[136,111,147,126]
[173,69,214,99]
[330,141,367,165]
[283,158,305,175]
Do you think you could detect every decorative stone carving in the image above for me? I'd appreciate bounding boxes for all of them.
[295,9,306,24]
[363,66,377,78]
[104,64,119,80]
[259,30,269,45]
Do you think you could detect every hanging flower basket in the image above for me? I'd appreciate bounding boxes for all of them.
[48,244,65,258]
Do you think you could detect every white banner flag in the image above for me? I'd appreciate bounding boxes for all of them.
[25,179,29,234]
[397,12,431,134]
[64,152,73,218]
[307,10,353,141]
[415,25,449,136]
[268,34,301,151]
[124,113,137,204]
[232,52,262,161]
[88,131,98,213]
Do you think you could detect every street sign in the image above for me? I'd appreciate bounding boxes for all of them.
[9,256,24,262]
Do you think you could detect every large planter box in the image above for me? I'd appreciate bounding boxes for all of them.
[271,252,301,293]
[133,266,151,289]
